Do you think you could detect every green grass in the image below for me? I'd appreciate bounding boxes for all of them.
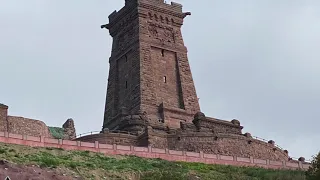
[48,126,65,139]
[0,142,307,180]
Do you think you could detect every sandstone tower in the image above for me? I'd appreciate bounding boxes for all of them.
[76,0,293,162]
[102,0,200,132]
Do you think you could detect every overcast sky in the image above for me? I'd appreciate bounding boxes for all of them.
[0,0,319,160]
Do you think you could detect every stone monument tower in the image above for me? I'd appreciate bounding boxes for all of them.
[101,0,200,132]
[76,0,294,163]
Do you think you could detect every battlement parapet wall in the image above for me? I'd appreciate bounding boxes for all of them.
[0,131,310,171]
[106,0,186,31]
[137,0,183,13]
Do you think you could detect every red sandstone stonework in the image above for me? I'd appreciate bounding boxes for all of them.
[0,0,303,165]
[0,131,310,171]
[102,0,200,131]
[0,104,8,132]
[74,0,295,163]
[0,104,76,140]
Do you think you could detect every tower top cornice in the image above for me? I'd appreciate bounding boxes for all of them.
[101,0,191,31]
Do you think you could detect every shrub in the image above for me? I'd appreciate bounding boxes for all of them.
[306,151,320,180]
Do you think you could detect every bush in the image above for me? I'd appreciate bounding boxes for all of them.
[306,151,320,180]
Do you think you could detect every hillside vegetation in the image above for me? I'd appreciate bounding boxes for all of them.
[0,142,306,180]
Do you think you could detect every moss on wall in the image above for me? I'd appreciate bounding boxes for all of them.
[48,127,65,139]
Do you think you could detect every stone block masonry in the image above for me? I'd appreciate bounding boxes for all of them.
[0,103,52,137]
[94,0,301,166]
[0,131,310,171]
[0,104,76,140]
[0,104,8,132]
[102,0,200,132]
[1,0,309,172]
[7,116,51,138]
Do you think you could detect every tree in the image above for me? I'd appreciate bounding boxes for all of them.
[306,151,320,180]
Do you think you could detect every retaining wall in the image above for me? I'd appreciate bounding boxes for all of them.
[0,131,310,171]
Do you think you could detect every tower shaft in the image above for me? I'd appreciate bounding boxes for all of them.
[103,0,200,132]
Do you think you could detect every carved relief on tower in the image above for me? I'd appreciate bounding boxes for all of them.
[147,22,176,46]
[148,24,158,37]
[147,12,175,26]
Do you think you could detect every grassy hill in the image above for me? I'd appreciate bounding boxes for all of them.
[0,142,306,180]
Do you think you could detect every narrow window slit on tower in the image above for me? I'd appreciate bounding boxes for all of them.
[125,54,128,62]
[161,49,164,57]
[125,81,128,89]
[163,76,167,83]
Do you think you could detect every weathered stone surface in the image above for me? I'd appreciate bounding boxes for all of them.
[0,104,78,139]
[7,116,51,137]
[102,0,200,132]
[299,157,306,162]
[0,1,297,164]
[2,105,52,137]
[74,0,294,163]
[76,132,138,146]
[62,119,76,140]
[244,132,252,138]
[268,140,275,146]
[166,133,288,161]
[0,104,8,132]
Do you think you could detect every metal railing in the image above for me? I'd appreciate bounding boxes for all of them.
[76,131,100,138]
[76,130,137,138]
[75,131,312,163]
[290,157,312,163]
[252,136,312,163]
[252,136,284,151]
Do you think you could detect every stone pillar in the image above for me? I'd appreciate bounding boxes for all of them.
[0,104,8,132]
[62,118,76,140]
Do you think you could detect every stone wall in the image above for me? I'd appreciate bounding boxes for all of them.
[7,116,51,138]
[0,131,310,171]
[0,104,8,132]
[75,132,138,146]
[167,133,289,161]
[144,126,168,149]
[0,104,76,139]
[180,114,243,135]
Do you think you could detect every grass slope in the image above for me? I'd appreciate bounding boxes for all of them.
[0,142,306,180]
